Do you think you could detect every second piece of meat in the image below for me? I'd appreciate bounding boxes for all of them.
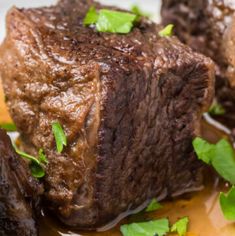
[162,0,235,126]
[0,129,43,236]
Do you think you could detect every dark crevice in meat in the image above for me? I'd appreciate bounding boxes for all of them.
[0,0,214,230]
[0,129,43,236]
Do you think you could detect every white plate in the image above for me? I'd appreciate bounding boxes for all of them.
[0,0,161,43]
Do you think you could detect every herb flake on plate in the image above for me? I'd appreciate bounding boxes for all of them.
[120,218,169,236]
[193,137,235,220]
[171,217,189,236]
[159,24,174,37]
[209,101,225,116]
[193,137,235,184]
[220,186,235,220]
[145,198,162,212]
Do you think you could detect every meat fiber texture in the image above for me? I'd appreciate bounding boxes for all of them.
[0,0,214,230]
[161,0,235,126]
[0,129,42,236]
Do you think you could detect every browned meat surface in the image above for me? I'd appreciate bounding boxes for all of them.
[161,0,235,126]
[0,129,42,236]
[223,14,235,84]
[0,0,214,229]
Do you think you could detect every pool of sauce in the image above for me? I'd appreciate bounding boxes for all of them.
[0,82,235,236]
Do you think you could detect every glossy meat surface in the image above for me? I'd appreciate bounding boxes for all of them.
[0,0,214,229]
[0,129,41,236]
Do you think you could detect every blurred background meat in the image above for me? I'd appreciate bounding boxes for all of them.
[0,129,43,236]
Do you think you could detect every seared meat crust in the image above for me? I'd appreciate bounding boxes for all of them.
[0,0,214,229]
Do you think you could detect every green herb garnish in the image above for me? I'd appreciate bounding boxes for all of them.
[15,146,41,165]
[38,148,48,164]
[83,6,99,26]
[193,137,235,184]
[29,162,45,178]
[209,101,225,115]
[220,186,235,220]
[131,5,151,18]
[14,146,46,178]
[120,218,169,236]
[159,24,174,37]
[145,198,162,212]
[171,217,189,236]
[84,8,137,34]
[52,122,67,153]
[96,10,137,33]
[193,137,235,220]
[0,123,17,132]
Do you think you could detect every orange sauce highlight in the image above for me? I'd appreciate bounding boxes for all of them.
[0,81,11,123]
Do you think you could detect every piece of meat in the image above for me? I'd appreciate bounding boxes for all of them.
[0,0,214,230]
[223,14,235,85]
[0,129,42,236]
[161,0,235,126]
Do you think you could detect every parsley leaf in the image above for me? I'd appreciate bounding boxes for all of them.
[209,101,225,115]
[14,146,46,178]
[96,10,137,34]
[193,138,235,184]
[84,8,137,34]
[30,162,45,179]
[192,137,214,164]
[193,138,235,221]
[15,146,41,165]
[0,123,17,132]
[145,198,162,212]
[220,186,235,220]
[120,218,169,236]
[159,24,174,37]
[52,122,67,153]
[171,217,189,236]
[83,6,99,26]
[38,148,48,164]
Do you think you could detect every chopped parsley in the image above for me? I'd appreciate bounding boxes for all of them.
[38,148,48,164]
[0,123,17,132]
[29,162,45,179]
[83,6,99,26]
[145,198,162,212]
[193,137,235,184]
[84,7,137,34]
[14,146,47,178]
[52,122,67,153]
[209,101,225,115]
[120,218,169,236]
[15,146,41,165]
[171,217,189,236]
[159,24,174,37]
[220,186,235,220]
[193,137,235,220]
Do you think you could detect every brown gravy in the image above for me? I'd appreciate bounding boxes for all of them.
[38,177,235,236]
[0,81,234,236]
